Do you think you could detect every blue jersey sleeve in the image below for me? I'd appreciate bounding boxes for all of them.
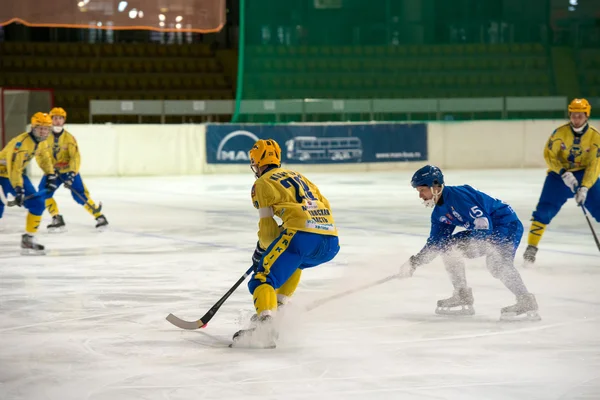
[415,220,456,263]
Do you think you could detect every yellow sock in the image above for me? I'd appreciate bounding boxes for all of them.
[253,284,278,316]
[276,269,302,303]
[84,201,102,218]
[45,198,59,217]
[527,220,547,247]
[26,213,42,234]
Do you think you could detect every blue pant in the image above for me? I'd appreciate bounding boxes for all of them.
[446,219,524,276]
[0,176,45,218]
[532,171,600,224]
[248,230,340,294]
[39,173,91,205]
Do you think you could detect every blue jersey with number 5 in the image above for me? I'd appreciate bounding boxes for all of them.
[426,185,519,249]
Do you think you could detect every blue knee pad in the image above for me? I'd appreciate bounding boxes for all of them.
[24,196,45,216]
[532,202,562,225]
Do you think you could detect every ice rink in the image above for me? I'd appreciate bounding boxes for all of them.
[1,169,599,400]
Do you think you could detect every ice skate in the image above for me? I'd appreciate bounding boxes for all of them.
[435,287,475,316]
[500,293,541,321]
[95,215,108,231]
[21,234,45,256]
[522,245,538,267]
[230,314,277,349]
[47,214,66,233]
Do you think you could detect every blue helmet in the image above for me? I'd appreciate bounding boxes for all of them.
[411,165,444,188]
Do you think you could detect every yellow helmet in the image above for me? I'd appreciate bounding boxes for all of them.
[568,98,591,117]
[248,139,281,175]
[49,107,67,120]
[30,112,52,127]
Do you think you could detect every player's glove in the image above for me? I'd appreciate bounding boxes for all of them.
[63,171,75,188]
[14,186,25,207]
[561,171,578,192]
[45,174,59,191]
[399,255,420,278]
[251,242,266,271]
[575,186,588,205]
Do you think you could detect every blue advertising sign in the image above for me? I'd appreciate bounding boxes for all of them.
[205,123,427,164]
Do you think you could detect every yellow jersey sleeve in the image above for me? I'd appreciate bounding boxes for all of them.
[543,127,568,174]
[252,179,283,250]
[66,132,81,174]
[582,127,600,188]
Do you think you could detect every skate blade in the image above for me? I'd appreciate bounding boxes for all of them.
[230,326,277,349]
[522,260,536,268]
[47,227,67,234]
[96,226,109,233]
[20,248,46,256]
[229,340,276,349]
[435,305,475,316]
[229,334,276,349]
[500,310,541,322]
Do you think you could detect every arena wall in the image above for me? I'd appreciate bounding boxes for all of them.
[27,120,599,177]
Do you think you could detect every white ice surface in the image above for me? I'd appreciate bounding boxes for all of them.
[0,169,599,400]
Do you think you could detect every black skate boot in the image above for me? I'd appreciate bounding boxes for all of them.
[523,245,538,267]
[435,287,475,316]
[47,214,66,233]
[95,215,108,230]
[500,293,541,321]
[230,314,277,349]
[21,234,45,256]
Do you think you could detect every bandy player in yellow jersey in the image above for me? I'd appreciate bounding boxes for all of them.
[37,107,108,232]
[524,98,600,265]
[0,112,55,254]
[231,139,340,348]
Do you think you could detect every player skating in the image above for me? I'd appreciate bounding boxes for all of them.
[0,112,55,254]
[523,98,600,265]
[400,165,540,321]
[37,107,108,232]
[231,138,340,348]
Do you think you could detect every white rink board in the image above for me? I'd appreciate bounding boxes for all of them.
[0,170,599,400]
[26,119,600,177]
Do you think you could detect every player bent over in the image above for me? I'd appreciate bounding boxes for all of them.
[0,112,56,254]
[400,165,540,321]
[37,107,108,232]
[523,98,600,265]
[231,139,340,348]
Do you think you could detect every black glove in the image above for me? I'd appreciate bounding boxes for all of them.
[252,242,266,271]
[45,174,58,191]
[63,171,75,187]
[409,255,422,267]
[399,255,419,278]
[14,186,25,207]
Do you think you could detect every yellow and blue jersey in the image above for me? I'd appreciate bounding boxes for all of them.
[544,123,600,188]
[251,167,337,250]
[37,129,81,174]
[0,131,54,188]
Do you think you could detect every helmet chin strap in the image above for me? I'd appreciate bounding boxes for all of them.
[423,185,443,208]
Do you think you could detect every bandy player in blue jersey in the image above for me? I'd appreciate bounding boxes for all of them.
[400,165,540,321]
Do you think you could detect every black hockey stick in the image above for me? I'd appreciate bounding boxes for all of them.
[55,173,102,214]
[5,189,49,207]
[166,265,255,330]
[579,205,600,252]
